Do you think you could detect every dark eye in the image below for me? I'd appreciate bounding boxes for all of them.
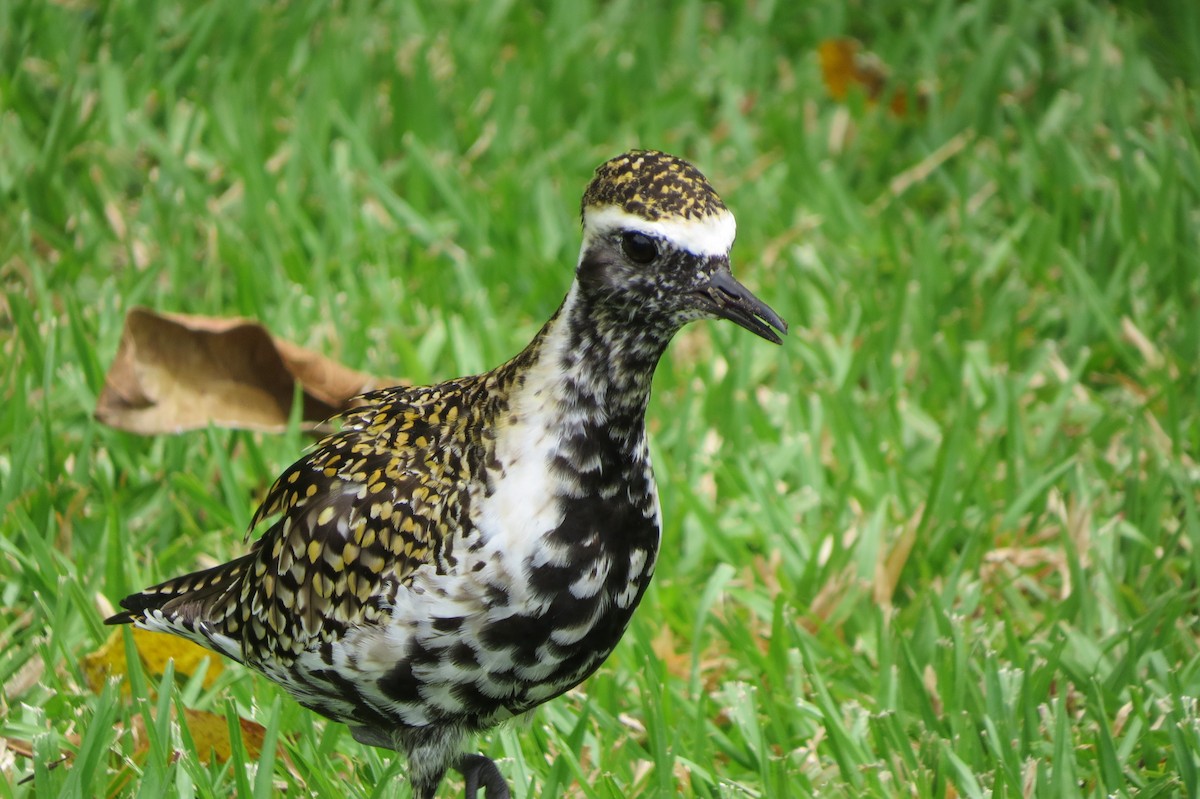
[621,231,658,265]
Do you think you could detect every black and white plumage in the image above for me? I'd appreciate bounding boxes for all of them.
[107,150,787,798]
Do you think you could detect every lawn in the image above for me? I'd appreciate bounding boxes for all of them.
[2,0,1199,797]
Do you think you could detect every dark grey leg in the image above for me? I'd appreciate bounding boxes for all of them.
[455,753,511,799]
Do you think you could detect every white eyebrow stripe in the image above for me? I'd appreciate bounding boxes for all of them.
[581,205,736,257]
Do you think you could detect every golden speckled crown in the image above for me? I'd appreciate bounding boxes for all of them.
[582,150,728,222]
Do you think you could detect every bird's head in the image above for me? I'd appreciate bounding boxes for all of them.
[576,150,787,345]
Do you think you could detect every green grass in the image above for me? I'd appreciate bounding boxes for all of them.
[3,0,1199,796]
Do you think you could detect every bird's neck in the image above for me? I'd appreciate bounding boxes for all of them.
[508,282,676,434]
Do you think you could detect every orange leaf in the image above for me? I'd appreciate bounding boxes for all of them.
[95,308,402,435]
[818,37,925,117]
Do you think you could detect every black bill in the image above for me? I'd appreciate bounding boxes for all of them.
[701,269,788,345]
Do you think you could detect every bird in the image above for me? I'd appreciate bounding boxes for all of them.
[107,149,787,799]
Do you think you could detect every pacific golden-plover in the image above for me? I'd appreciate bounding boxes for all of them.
[108,150,787,798]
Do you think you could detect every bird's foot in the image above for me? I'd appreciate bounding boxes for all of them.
[455,753,510,799]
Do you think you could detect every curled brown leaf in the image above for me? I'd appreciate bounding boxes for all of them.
[95,308,402,435]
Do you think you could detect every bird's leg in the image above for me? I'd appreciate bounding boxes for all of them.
[455,753,511,799]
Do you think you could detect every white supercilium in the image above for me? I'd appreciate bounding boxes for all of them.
[581,204,736,258]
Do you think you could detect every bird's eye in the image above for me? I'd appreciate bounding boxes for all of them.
[621,231,658,265]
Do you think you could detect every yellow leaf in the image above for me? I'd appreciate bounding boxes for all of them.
[82,627,224,693]
[132,628,225,687]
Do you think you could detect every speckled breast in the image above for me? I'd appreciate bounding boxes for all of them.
[340,422,663,732]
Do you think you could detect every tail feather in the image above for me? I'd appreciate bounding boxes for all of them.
[106,553,256,661]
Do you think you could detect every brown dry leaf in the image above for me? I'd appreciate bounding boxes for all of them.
[181,707,265,764]
[802,563,856,633]
[818,37,926,116]
[83,627,224,693]
[872,504,922,610]
[650,626,693,683]
[4,736,73,785]
[649,625,735,692]
[116,706,267,765]
[2,653,44,706]
[95,307,402,434]
[3,736,34,760]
